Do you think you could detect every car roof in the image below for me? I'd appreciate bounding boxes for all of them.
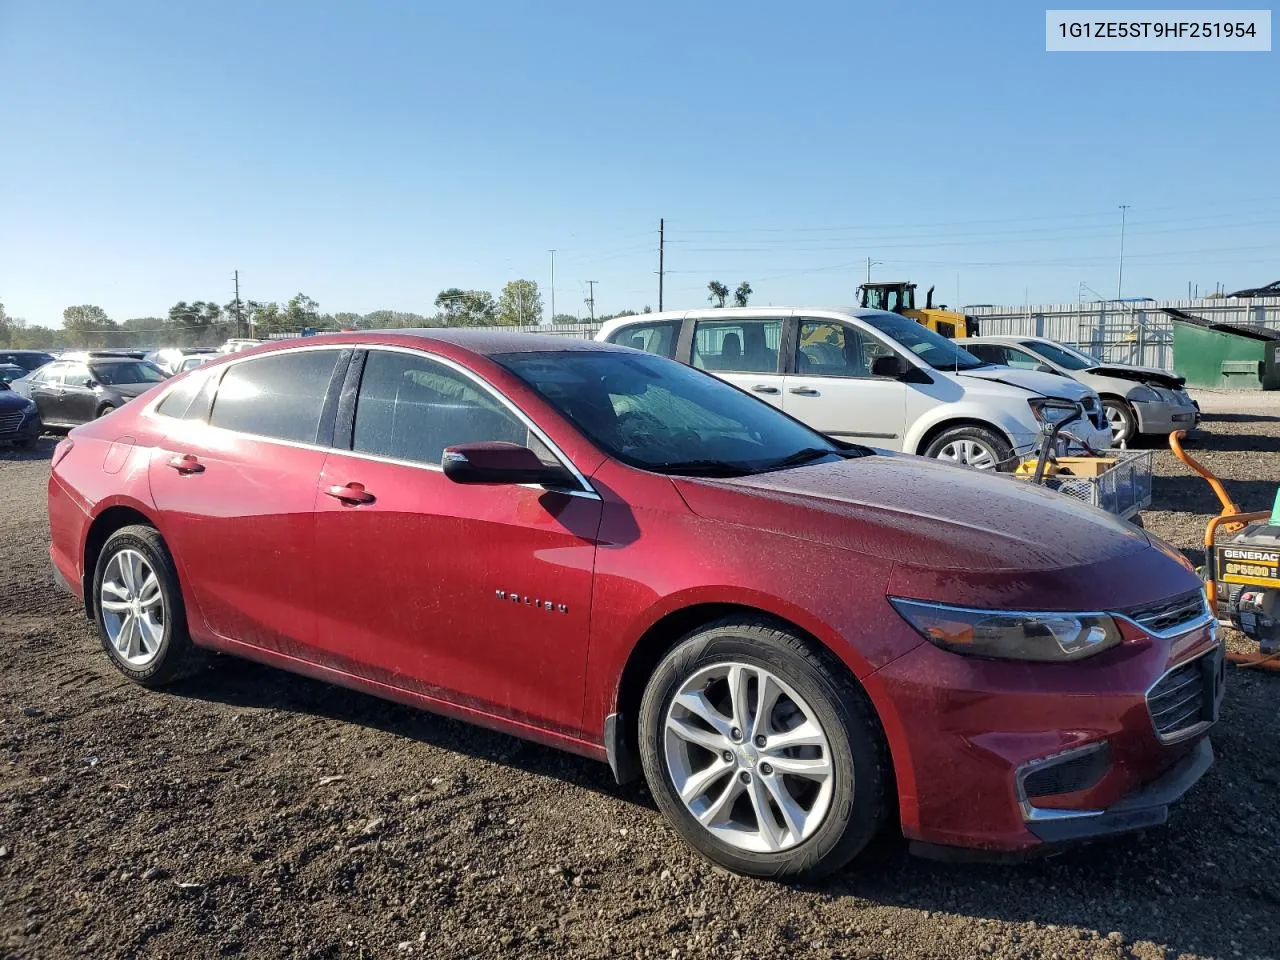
[240,328,635,358]
[597,306,902,333]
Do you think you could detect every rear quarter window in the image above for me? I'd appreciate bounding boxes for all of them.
[209,350,340,443]
[605,321,680,358]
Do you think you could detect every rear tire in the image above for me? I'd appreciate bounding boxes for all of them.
[1102,398,1136,446]
[92,525,205,687]
[923,425,1012,471]
[638,617,889,880]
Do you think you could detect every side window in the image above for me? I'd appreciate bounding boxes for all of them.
[352,350,543,466]
[209,350,340,443]
[605,321,679,358]
[691,319,781,374]
[27,364,54,384]
[62,364,92,387]
[796,320,897,378]
[1001,347,1042,370]
[964,343,1003,365]
[154,374,204,418]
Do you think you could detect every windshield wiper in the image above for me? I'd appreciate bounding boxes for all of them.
[649,458,754,477]
[767,447,841,470]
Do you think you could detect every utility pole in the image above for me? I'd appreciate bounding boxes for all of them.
[585,280,598,322]
[865,257,882,283]
[658,218,665,311]
[1116,204,1130,301]
[232,270,244,338]
[548,250,556,323]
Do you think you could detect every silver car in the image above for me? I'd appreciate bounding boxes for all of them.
[957,336,1199,445]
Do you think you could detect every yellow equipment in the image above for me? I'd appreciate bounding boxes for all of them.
[857,281,976,339]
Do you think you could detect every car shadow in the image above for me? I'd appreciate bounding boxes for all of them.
[1151,475,1279,518]
[164,656,647,807]
[0,435,58,462]
[1201,411,1280,424]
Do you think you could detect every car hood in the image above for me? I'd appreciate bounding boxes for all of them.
[954,365,1093,400]
[1086,365,1185,389]
[0,389,32,411]
[673,453,1150,573]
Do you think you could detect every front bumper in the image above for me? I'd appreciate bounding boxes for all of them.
[1133,399,1199,435]
[864,618,1220,855]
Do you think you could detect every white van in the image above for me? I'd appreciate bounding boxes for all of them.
[595,308,1112,469]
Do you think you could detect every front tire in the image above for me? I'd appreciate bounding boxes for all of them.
[923,425,1013,471]
[1102,398,1136,446]
[638,617,889,880]
[95,403,116,419]
[92,525,205,687]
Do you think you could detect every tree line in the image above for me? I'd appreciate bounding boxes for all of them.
[0,279,649,351]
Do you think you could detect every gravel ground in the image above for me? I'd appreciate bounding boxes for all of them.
[1,401,1278,960]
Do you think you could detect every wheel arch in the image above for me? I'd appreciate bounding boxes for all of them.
[80,501,160,619]
[607,599,880,784]
[912,416,1014,457]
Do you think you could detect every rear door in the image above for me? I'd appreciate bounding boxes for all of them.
[147,348,347,657]
[781,318,909,448]
[311,347,602,733]
[688,315,787,407]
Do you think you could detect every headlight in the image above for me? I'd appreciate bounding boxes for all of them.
[1027,398,1081,426]
[1129,385,1160,402]
[890,598,1122,662]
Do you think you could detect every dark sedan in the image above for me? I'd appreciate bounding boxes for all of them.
[0,379,41,447]
[9,357,168,428]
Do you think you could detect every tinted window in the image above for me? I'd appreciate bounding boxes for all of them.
[90,361,167,385]
[796,320,896,378]
[496,350,852,476]
[962,343,1003,365]
[155,373,207,418]
[0,352,54,371]
[353,350,536,466]
[1024,341,1095,371]
[62,363,93,388]
[861,312,984,372]
[605,321,679,358]
[692,318,780,373]
[210,350,340,443]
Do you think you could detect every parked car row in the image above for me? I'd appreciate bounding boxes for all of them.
[597,309,1114,469]
[48,330,1222,880]
[7,353,168,430]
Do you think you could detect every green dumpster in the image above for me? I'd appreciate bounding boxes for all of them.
[1164,308,1280,391]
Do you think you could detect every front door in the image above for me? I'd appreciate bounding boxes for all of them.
[688,316,787,407]
[312,348,602,734]
[27,363,65,422]
[58,362,99,424]
[782,318,909,448]
[147,348,345,657]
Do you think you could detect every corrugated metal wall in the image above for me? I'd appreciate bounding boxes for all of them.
[964,298,1280,370]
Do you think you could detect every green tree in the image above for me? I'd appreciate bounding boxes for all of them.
[496,279,543,326]
[63,304,117,347]
[734,282,753,308]
[707,281,729,308]
[362,309,436,329]
[434,288,496,326]
[551,313,580,324]
[168,301,224,348]
[281,293,320,332]
[247,300,281,337]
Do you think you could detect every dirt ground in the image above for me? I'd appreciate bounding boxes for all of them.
[2,395,1278,960]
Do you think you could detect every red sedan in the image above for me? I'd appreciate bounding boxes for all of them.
[47,330,1223,879]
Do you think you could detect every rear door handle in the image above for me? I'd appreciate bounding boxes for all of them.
[789,387,819,396]
[751,385,780,395]
[325,482,375,505]
[167,454,204,475]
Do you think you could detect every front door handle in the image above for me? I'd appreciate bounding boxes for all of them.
[167,454,204,474]
[751,385,780,395]
[789,387,819,396]
[325,482,375,505]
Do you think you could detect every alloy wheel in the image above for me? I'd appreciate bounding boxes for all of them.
[1105,404,1128,441]
[663,662,835,854]
[99,549,166,666]
[936,438,997,470]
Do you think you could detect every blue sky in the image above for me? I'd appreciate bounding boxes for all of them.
[1,0,1276,326]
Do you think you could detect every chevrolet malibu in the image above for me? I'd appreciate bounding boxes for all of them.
[48,331,1223,879]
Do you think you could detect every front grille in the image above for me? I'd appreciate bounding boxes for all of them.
[1126,589,1208,636]
[0,410,24,435]
[1021,744,1110,799]
[1146,647,1224,741]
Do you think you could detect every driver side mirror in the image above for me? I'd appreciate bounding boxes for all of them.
[870,355,907,379]
[84,379,99,389]
[442,442,576,488]
[1035,364,1056,375]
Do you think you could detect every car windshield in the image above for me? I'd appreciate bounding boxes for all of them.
[495,350,861,476]
[1025,340,1096,371]
[90,360,168,385]
[859,312,985,371]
